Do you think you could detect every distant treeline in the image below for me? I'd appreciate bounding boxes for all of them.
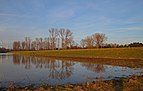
[0,48,11,53]
[12,28,143,51]
[13,28,73,51]
[103,42,143,48]
[13,28,107,51]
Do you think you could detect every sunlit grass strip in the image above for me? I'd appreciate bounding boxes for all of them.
[13,47,143,59]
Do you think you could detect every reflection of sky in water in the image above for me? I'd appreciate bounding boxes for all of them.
[0,55,143,87]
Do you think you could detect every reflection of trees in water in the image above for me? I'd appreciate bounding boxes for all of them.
[48,60,74,80]
[81,63,105,73]
[13,55,21,64]
[13,55,75,80]
[0,55,6,62]
[13,56,31,69]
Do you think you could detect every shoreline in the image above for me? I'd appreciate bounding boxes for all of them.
[12,48,143,68]
[1,75,143,91]
[12,54,143,68]
[27,55,143,61]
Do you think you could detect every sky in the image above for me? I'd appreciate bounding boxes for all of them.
[0,0,143,48]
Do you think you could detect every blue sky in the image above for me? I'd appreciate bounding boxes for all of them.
[0,0,143,47]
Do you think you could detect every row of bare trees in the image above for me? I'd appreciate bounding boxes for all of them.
[13,28,73,51]
[49,28,73,50]
[80,33,107,48]
[13,28,107,50]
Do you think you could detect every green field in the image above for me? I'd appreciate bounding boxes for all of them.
[13,47,143,59]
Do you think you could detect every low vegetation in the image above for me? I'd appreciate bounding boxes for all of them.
[1,76,143,91]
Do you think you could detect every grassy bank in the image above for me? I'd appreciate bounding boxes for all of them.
[13,47,143,60]
[2,76,143,91]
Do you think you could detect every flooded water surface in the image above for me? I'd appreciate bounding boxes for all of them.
[0,54,143,87]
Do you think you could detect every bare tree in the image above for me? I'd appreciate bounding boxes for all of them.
[65,30,73,49]
[92,33,107,48]
[28,37,31,50]
[80,39,86,48]
[47,37,51,49]
[57,38,60,50]
[13,41,21,51]
[43,38,48,50]
[68,36,74,48]
[39,37,43,50]
[58,28,65,49]
[35,38,42,50]
[12,28,74,50]
[31,41,36,50]
[85,36,94,48]
[25,37,28,50]
[25,37,31,50]
[13,41,17,51]
[59,28,73,49]
[49,28,59,50]
[22,41,26,50]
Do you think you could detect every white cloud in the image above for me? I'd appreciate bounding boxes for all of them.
[124,26,143,31]
[116,26,143,32]
[0,13,34,18]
